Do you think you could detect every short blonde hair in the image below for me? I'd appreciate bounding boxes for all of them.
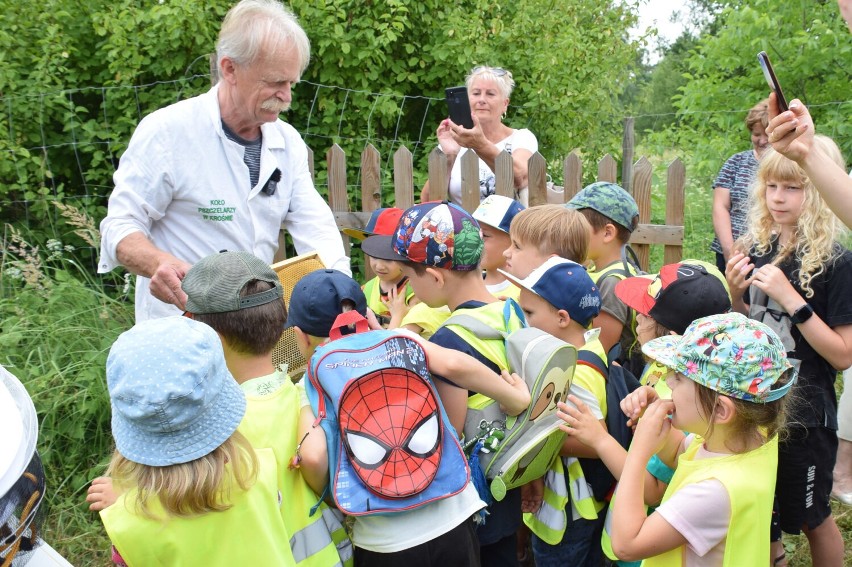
[510,205,590,263]
[217,0,311,75]
[466,65,515,100]
[108,431,258,519]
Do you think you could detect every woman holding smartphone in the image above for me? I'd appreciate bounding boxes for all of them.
[421,65,538,206]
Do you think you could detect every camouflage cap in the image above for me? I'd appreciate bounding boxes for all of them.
[566,181,639,232]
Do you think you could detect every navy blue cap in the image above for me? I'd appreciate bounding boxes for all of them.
[285,269,367,337]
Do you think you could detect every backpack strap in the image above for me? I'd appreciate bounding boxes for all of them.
[577,349,608,381]
[328,311,370,340]
[440,314,506,340]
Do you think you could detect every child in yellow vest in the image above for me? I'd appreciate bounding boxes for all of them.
[285,268,531,565]
[98,316,294,566]
[349,207,417,328]
[90,252,351,566]
[471,194,525,300]
[500,256,610,566]
[561,313,794,566]
[567,182,642,375]
[363,201,529,565]
[559,260,733,566]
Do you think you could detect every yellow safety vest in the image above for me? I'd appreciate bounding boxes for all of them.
[101,449,296,566]
[442,300,524,413]
[362,277,415,318]
[400,303,451,339]
[643,435,778,567]
[239,378,353,567]
[600,361,672,565]
[524,339,608,543]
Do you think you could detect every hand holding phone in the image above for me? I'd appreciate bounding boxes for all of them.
[445,86,474,129]
[757,51,788,112]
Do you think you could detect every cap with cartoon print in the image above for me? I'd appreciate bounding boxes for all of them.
[642,312,796,403]
[362,201,483,271]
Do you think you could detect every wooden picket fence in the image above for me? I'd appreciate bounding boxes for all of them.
[281,142,685,275]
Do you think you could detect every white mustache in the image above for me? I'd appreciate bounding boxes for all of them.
[261,98,290,113]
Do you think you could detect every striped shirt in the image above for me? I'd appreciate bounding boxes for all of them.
[711,149,759,254]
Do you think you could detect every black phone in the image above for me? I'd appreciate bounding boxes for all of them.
[445,86,474,129]
[757,51,788,112]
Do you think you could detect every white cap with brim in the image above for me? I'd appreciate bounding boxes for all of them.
[0,366,38,499]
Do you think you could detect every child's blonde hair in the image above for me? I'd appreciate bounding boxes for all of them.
[510,205,590,263]
[694,377,791,450]
[107,431,258,519]
[740,135,847,298]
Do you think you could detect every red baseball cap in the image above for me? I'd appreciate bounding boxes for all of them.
[615,260,731,335]
[342,207,404,240]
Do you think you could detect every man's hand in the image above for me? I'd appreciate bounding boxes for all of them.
[149,260,191,310]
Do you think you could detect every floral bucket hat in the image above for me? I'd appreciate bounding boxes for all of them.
[642,312,796,403]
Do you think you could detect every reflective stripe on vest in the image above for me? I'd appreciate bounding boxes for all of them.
[291,506,352,566]
[523,457,568,545]
[565,456,604,520]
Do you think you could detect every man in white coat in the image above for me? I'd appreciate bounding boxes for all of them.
[98,0,349,321]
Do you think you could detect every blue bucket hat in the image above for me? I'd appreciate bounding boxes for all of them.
[107,316,246,467]
[566,181,639,232]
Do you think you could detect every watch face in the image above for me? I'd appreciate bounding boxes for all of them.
[791,304,814,325]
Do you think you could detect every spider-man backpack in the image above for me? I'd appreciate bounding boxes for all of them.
[305,311,470,516]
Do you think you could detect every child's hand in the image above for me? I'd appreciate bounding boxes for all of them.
[86,476,118,511]
[621,385,659,428]
[630,399,674,459]
[382,285,410,321]
[498,370,531,416]
[725,252,754,301]
[557,395,607,449]
[365,308,383,330]
[521,477,544,513]
[750,264,800,311]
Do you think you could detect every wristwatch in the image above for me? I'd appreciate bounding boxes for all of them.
[790,303,814,325]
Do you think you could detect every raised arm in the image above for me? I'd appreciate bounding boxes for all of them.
[766,94,852,228]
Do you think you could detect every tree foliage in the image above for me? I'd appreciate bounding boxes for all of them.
[0,0,641,239]
[641,0,851,182]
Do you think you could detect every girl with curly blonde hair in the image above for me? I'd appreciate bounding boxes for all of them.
[726,134,852,567]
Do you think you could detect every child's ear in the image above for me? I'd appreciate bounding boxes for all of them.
[556,309,572,329]
[714,395,737,424]
[425,267,445,288]
[603,223,618,243]
[293,326,311,357]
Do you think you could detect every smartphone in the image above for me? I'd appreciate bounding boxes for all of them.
[757,51,788,112]
[445,86,474,129]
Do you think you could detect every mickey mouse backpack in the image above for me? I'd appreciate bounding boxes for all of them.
[305,311,469,516]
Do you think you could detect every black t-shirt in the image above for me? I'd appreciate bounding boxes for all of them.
[747,241,852,429]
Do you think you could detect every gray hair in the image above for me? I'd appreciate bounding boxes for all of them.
[217,0,310,75]
[465,65,516,100]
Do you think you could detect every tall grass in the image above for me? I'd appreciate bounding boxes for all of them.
[1,207,132,564]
